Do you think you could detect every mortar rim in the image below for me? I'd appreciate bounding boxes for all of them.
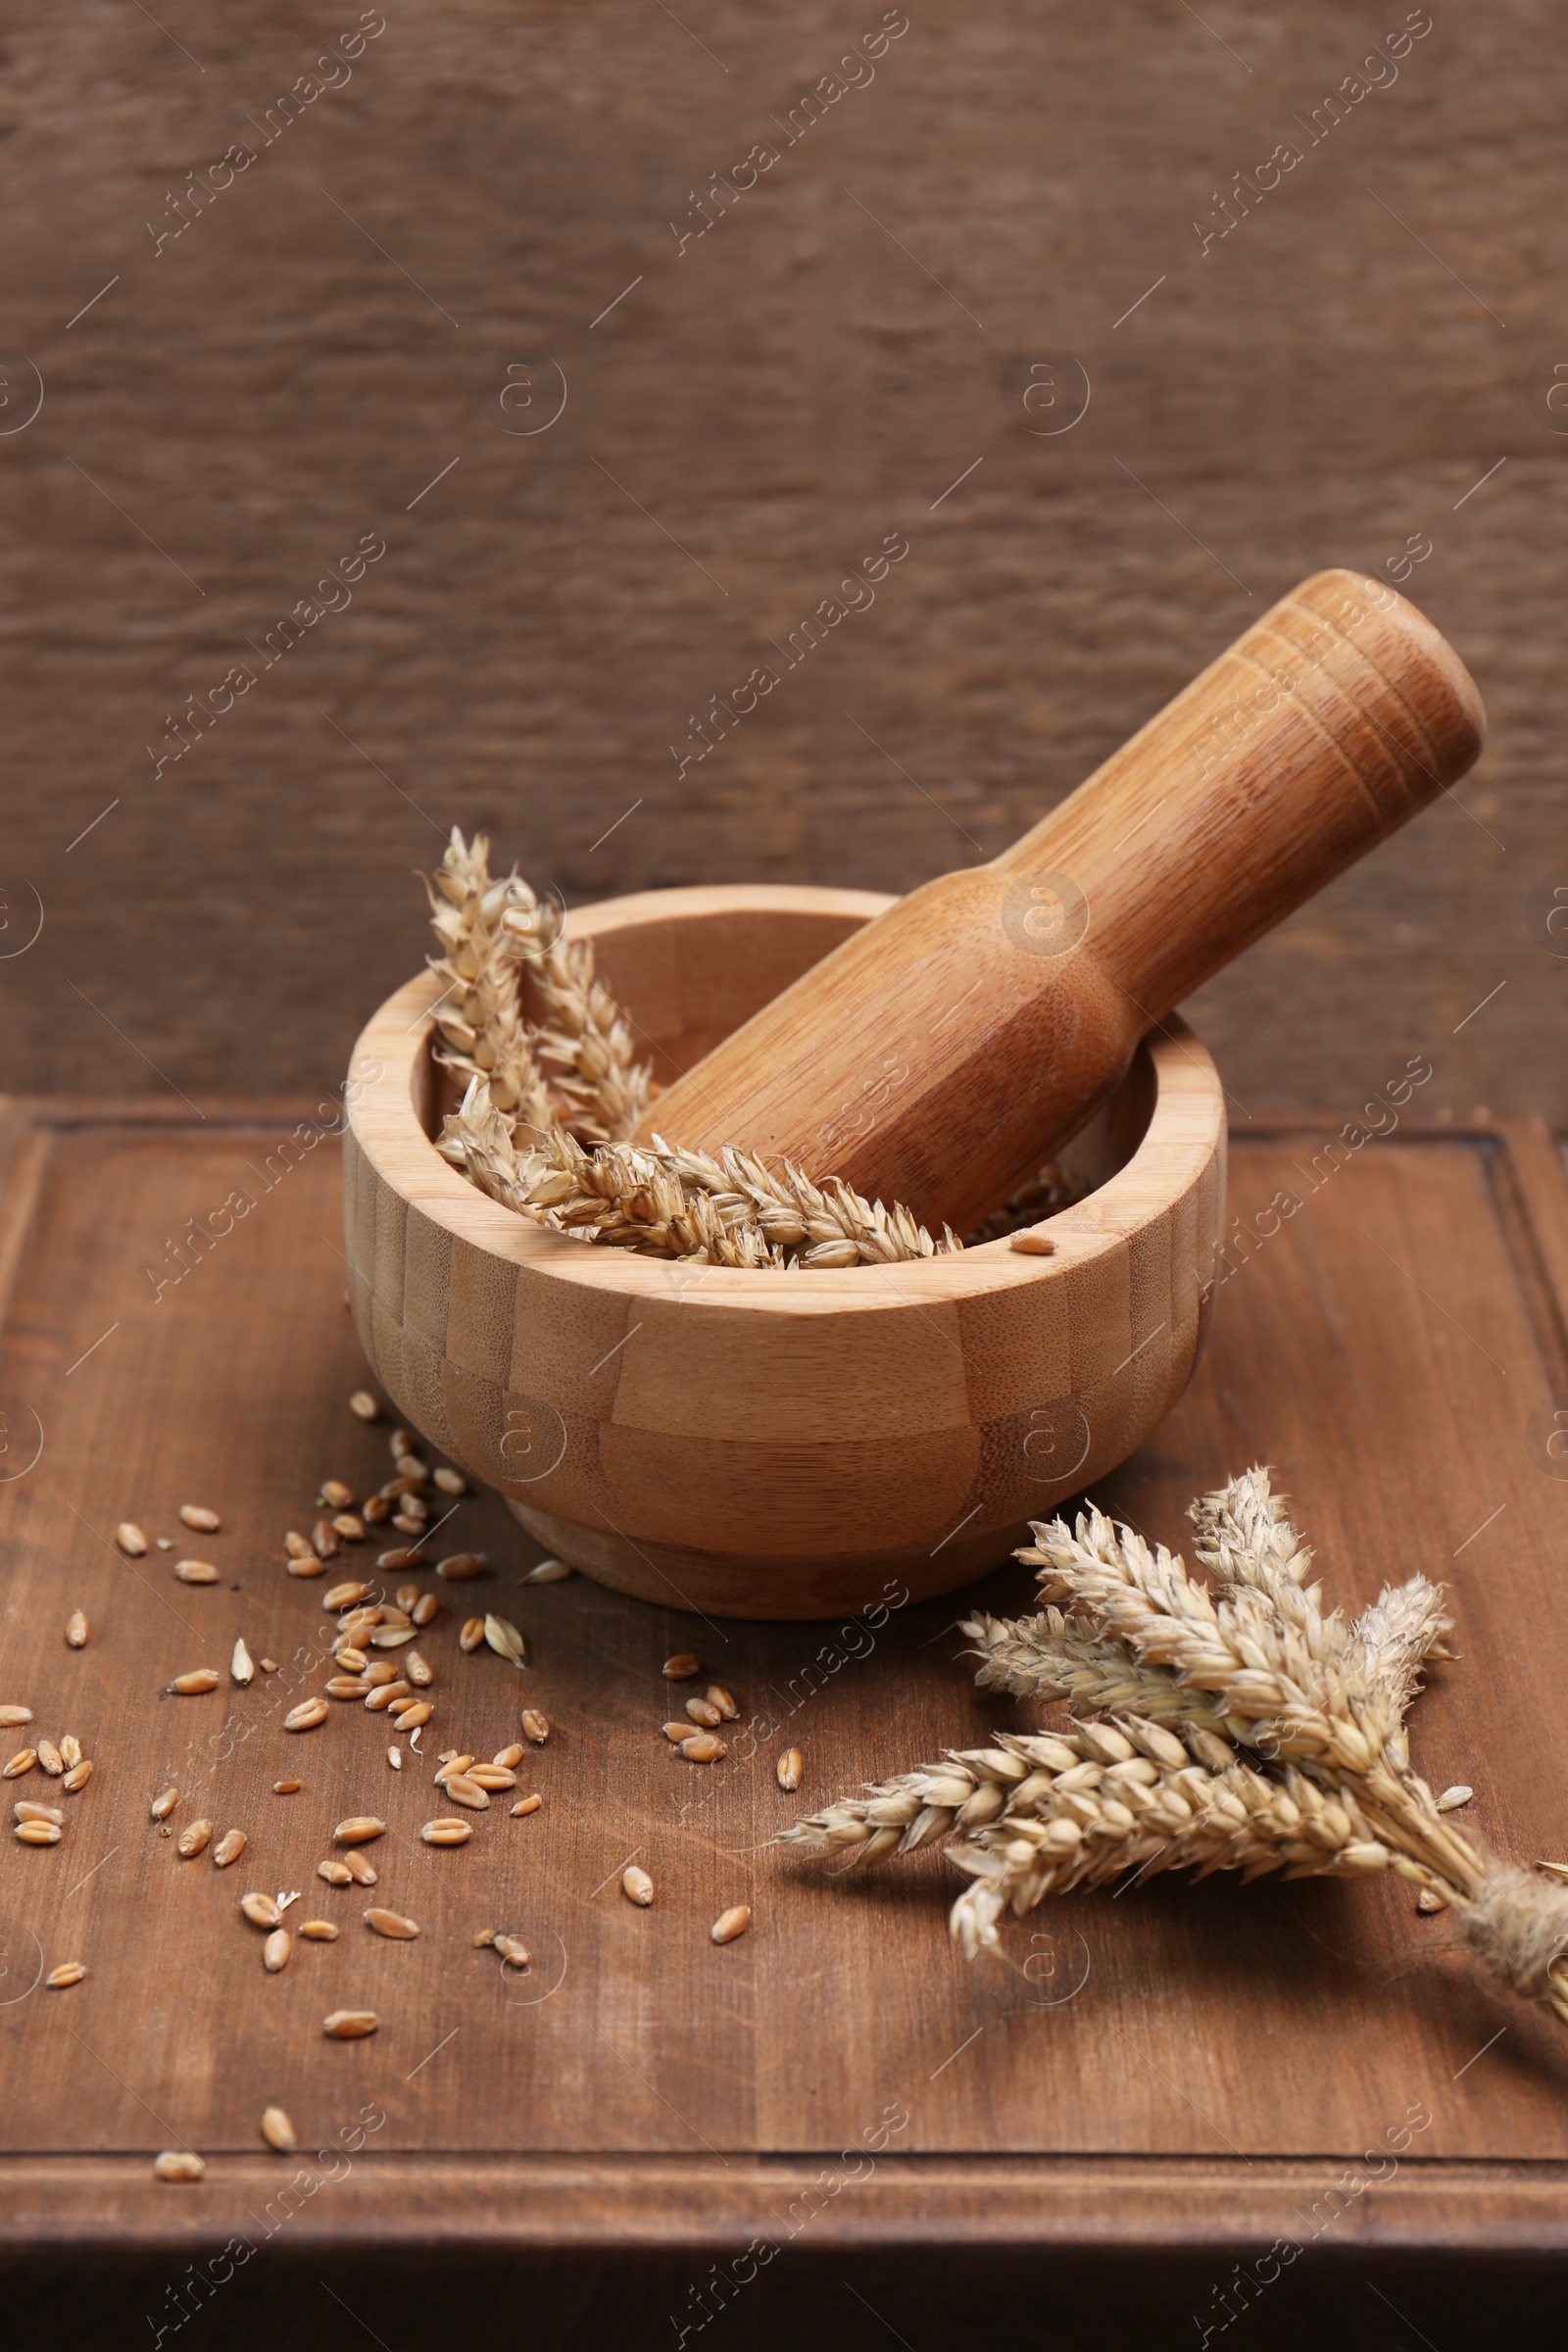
[344,883,1225,1312]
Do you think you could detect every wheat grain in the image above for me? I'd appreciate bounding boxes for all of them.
[365,1907,418,1939]
[261,2105,296,2152]
[46,1962,86,1988]
[179,1505,220,1532]
[65,1610,87,1648]
[421,1818,472,1845]
[711,1905,751,1945]
[154,2150,205,2180]
[484,1614,527,1667]
[323,2009,378,2037]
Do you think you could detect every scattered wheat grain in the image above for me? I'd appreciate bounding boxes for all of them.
[365,1908,418,1939]
[422,1818,472,1845]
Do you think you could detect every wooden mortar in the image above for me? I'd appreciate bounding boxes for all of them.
[343,885,1224,1619]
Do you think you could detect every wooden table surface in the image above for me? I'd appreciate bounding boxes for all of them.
[3,1098,1568,2346]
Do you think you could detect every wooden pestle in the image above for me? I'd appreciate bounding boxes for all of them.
[635,571,1484,1235]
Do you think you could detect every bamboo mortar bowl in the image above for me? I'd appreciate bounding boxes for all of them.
[343,885,1226,1620]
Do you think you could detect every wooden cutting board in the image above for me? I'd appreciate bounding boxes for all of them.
[1,1097,1566,2346]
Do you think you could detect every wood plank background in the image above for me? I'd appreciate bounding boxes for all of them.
[0,2,1564,1126]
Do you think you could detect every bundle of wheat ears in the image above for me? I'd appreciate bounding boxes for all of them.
[782,1467,1568,2032]
[424,829,969,1268]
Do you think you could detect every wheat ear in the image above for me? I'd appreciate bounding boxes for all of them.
[500,909,653,1145]
[424,831,558,1142]
[427,841,960,1266]
[439,1080,960,1269]
[786,1483,1568,2032]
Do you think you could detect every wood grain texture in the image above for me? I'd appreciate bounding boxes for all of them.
[3,1097,1568,2348]
[640,571,1482,1227]
[343,886,1225,1615]
[0,3,1562,1143]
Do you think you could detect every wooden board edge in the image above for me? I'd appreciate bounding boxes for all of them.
[0,2154,1565,2254]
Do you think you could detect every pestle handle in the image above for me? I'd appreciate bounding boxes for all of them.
[995,568,1485,1013]
[634,571,1484,1234]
